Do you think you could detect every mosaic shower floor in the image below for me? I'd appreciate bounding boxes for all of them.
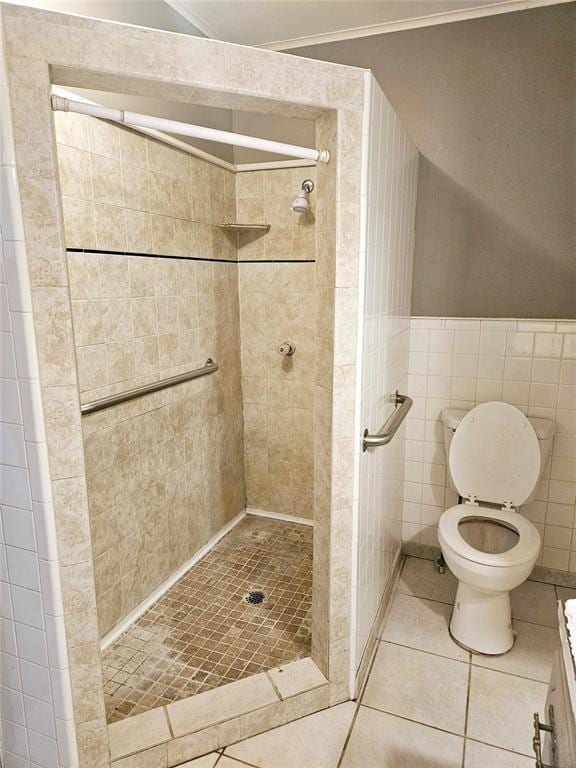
[101,515,313,723]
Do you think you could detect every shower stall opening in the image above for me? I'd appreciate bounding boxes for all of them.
[53,89,329,724]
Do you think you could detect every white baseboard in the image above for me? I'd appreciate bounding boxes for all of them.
[245,506,314,527]
[101,510,247,650]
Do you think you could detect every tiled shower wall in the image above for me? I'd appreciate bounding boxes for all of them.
[354,76,419,670]
[237,168,317,520]
[54,113,245,637]
[403,317,576,574]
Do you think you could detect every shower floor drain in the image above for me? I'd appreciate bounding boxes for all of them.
[244,590,265,605]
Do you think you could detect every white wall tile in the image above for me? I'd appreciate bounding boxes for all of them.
[0,423,26,467]
[403,316,576,573]
[354,75,418,668]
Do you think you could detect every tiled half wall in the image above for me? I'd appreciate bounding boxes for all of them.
[354,76,419,673]
[54,112,319,638]
[403,317,576,575]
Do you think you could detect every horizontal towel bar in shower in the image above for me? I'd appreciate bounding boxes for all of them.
[80,358,218,415]
[362,391,413,452]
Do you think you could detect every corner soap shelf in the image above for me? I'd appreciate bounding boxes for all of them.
[217,223,271,232]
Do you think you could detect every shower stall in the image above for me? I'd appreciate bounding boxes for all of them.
[52,100,322,721]
[0,5,418,766]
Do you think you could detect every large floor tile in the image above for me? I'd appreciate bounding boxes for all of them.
[219,758,257,768]
[472,620,557,682]
[341,707,463,768]
[510,580,557,627]
[224,702,356,768]
[181,754,221,767]
[464,739,535,767]
[398,557,457,605]
[363,642,468,735]
[467,666,547,755]
[382,592,467,661]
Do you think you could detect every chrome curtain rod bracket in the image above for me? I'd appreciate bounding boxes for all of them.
[362,391,413,452]
[80,358,218,415]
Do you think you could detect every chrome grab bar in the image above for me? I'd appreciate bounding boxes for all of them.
[80,358,218,415]
[362,391,413,452]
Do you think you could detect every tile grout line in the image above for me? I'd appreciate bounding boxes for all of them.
[382,632,553,685]
[264,670,284,702]
[460,654,472,768]
[218,753,260,768]
[335,588,395,768]
[465,735,539,760]
[358,703,538,761]
[334,699,361,768]
[360,702,465,740]
[398,586,559,629]
[380,638,468,665]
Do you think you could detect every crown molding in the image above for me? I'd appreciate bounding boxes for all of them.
[256,0,571,51]
[163,0,221,39]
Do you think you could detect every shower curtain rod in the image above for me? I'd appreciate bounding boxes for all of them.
[50,95,330,164]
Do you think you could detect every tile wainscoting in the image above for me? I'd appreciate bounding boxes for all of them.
[403,317,576,577]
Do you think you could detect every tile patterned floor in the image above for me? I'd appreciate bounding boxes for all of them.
[192,556,570,768]
[102,516,312,723]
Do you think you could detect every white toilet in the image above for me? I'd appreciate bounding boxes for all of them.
[438,401,555,655]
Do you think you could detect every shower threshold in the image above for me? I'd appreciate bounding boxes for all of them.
[101,515,313,723]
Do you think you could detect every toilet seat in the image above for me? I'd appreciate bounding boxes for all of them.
[439,503,541,568]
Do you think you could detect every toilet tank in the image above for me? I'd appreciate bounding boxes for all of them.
[441,407,556,504]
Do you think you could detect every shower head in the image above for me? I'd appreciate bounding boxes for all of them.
[291,179,314,213]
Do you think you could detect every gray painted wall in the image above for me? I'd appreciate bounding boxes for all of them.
[291,4,576,318]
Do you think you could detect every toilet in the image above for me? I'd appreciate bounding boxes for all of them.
[438,401,555,655]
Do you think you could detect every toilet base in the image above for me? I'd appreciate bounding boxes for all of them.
[450,581,515,655]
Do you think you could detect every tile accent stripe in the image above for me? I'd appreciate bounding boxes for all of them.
[66,247,315,264]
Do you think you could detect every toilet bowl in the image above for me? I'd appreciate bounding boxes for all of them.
[438,401,554,655]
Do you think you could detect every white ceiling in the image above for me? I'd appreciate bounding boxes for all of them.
[165,0,568,49]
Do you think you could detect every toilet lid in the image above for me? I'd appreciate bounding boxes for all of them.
[449,402,541,507]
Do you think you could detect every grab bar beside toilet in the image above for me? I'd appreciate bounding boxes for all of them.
[362,391,413,452]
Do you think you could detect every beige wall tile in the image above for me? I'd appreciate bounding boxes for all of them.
[120,130,147,169]
[98,254,130,299]
[91,154,124,207]
[89,118,120,159]
[76,344,109,392]
[68,641,106,724]
[53,111,91,152]
[149,172,173,217]
[76,717,110,768]
[52,477,92,566]
[60,560,100,647]
[62,196,95,248]
[125,209,152,253]
[31,286,77,386]
[122,163,149,211]
[57,144,92,200]
[71,300,105,346]
[94,203,126,252]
